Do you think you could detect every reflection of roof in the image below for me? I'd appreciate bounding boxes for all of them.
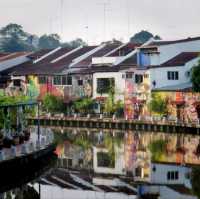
[152,82,192,92]
[167,185,193,196]
[161,52,200,66]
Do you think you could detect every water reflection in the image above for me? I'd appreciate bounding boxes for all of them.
[2,128,200,198]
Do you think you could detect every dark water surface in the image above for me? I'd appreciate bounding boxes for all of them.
[1,128,200,199]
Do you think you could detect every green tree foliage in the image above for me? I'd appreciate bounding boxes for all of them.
[191,59,200,92]
[149,139,167,161]
[0,23,35,52]
[104,87,124,116]
[148,93,167,116]
[191,166,200,199]
[130,30,161,44]
[38,34,61,49]
[74,98,94,114]
[62,38,87,48]
[0,95,31,129]
[43,94,64,113]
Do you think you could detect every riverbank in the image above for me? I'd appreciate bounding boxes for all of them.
[28,116,200,134]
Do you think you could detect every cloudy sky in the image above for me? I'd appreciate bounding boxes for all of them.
[0,0,200,44]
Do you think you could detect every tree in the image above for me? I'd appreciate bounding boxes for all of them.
[149,139,167,161]
[38,34,61,49]
[0,23,27,39]
[191,59,200,92]
[104,87,124,116]
[0,23,35,52]
[130,30,161,44]
[191,166,200,199]
[62,38,87,48]
[1,36,35,52]
[148,93,167,116]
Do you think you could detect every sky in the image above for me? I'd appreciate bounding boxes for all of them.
[0,0,200,44]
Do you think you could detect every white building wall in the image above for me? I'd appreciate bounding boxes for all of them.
[149,57,200,89]
[93,146,126,175]
[147,39,200,66]
[150,163,191,186]
[93,72,125,102]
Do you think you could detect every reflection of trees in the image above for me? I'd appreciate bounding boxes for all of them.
[6,185,40,199]
[149,139,167,162]
[101,133,123,167]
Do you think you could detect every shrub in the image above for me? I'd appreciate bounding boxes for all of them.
[43,94,64,113]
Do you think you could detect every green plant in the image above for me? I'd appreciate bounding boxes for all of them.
[191,59,200,92]
[148,93,167,116]
[149,139,167,161]
[191,166,200,199]
[74,98,94,114]
[104,87,124,116]
[43,94,64,113]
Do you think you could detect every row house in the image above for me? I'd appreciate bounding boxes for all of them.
[0,52,30,94]
[1,36,200,121]
[0,42,136,102]
[88,37,200,119]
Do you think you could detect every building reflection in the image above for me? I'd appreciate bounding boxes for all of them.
[54,128,200,182]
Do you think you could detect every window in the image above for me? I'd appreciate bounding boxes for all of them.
[97,78,115,94]
[126,73,133,79]
[97,152,115,168]
[53,76,72,85]
[38,76,47,84]
[78,79,83,86]
[53,76,62,85]
[135,74,143,84]
[167,171,179,180]
[62,76,67,85]
[67,76,72,85]
[167,71,179,80]
[13,79,21,87]
[144,74,149,78]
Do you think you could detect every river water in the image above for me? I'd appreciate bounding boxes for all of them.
[1,128,200,199]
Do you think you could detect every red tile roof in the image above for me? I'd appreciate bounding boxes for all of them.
[107,43,139,57]
[7,46,97,75]
[161,52,200,66]
[70,44,121,69]
[0,52,30,62]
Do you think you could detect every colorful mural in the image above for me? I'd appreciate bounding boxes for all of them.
[25,75,93,102]
[150,91,200,122]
